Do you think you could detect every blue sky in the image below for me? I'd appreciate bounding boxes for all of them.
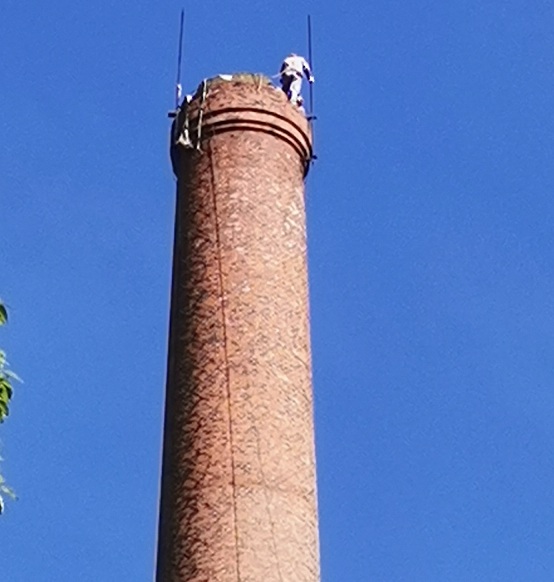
[3,0,554,580]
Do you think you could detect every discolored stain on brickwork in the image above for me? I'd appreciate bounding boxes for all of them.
[157,76,319,581]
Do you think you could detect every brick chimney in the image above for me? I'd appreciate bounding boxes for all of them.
[156,74,319,581]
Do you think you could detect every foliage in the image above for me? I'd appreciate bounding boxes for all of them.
[0,470,16,514]
[0,351,20,423]
[0,301,18,514]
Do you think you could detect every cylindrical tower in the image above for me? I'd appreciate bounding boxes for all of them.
[157,75,319,581]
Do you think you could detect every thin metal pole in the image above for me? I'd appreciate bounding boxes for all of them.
[307,14,317,160]
[174,9,185,109]
[307,14,314,118]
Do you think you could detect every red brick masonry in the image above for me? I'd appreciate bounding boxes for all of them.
[157,76,319,581]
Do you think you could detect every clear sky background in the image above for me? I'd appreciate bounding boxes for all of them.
[3,0,554,580]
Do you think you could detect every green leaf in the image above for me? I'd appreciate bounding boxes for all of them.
[0,304,7,326]
[0,484,16,499]
[0,380,13,401]
[0,389,11,404]
[0,400,9,423]
[5,370,22,383]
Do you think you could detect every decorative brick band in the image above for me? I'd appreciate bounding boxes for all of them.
[191,105,313,174]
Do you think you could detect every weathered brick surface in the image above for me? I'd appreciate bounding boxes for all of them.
[157,77,319,581]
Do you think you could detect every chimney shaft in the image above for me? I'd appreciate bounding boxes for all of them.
[156,75,319,581]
